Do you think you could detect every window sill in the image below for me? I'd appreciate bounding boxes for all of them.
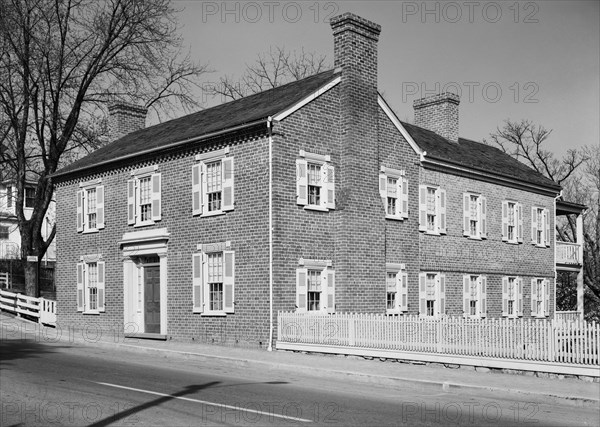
[82,311,100,315]
[303,205,329,212]
[386,310,405,315]
[385,215,404,221]
[82,229,99,234]
[421,231,440,236]
[199,211,227,218]
[467,236,482,241]
[503,240,520,245]
[134,221,155,228]
[200,311,228,317]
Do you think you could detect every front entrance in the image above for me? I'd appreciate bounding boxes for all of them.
[144,265,161,333]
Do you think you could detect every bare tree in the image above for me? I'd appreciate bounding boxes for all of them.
[485,120,598,320]
[485,119,586,185]
[208,46,328,101]
[0,0,208,296]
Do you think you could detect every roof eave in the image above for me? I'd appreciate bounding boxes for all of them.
[421,155,562,196]
[52,118,269,181]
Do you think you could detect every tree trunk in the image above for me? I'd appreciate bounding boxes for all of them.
[24,260,38,298]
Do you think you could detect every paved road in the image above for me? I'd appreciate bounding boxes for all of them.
[1,335,598,426]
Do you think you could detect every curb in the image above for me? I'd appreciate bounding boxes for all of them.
[2,314,598,409]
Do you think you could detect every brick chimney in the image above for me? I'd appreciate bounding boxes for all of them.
[413,93,460,142]
[330,13,386,312]
[108,102,147,142]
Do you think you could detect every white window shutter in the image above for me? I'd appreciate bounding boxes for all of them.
[223,250,235,313]
[201,162,208,215]
[418,186,427,231]
[463,194,470,237]
[530,278,538,316]
[502,277,508,316]
[544,279,550,316]
[401,177,409,219]
[222,157,235,211]
[418,273,426,316]
[76,263,84,312]
[326,269,335,313]
[517,278,523,316]
[192,253,203,313]
[96,186,105,229]
[531,207,538,244]
[400,271,408,312]
[480,196,487,239]
[479,276,487,318]
[501,201,508,241]
[517,203,524,243]
[544,209,550,247]
[76,190,84,232]
[379,173,387,201]
[192,164,202,215]
[326,165,335,210]
[438,274,446,316]
[438,189,447,234]
[296,268,308,312]
[463,275,470,317]
[97,261,105,312]
[296,159,308,206]
[127,179,136,225]
[151,173,161,221]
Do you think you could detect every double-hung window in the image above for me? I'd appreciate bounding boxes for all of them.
[77,180,105,233]
[192,242,235,315]
[418,272,445,318]
[25,187,35,208]
[462,274,487,318]
[0,226,9,240]
[502,276,523,318]
[76,257,105,314]
[192,148,234,217]
[531,207,550,247]
[531,278,550,318]
[386,263,408,314]
[127,167,161,226]
[379,167,409,220]
[462,193,487,239]
[5,185,12,208]
[418,185,446,234]
[296,259,335,313]
[502,201,523,244]
[296,150,335,211]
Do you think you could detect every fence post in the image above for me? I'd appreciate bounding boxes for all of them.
[349,316,355,346]
[437,319,442,353]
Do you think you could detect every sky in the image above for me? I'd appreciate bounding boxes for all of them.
[174,0,599,157]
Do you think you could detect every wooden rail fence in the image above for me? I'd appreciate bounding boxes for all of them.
[0,289,56,326]
[277,312,600,367]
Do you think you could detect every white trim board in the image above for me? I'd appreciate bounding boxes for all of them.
[272,76,342,122]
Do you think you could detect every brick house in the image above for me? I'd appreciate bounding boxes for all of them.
[52,13,584,347]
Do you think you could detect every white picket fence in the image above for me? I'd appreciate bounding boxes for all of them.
[277,312,600,366]
[0,289,56,326]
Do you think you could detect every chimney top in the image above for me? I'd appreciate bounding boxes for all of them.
[108,102,147,142]
[413,93,460,143]
[330,13,381,41]
[413,92,460,109]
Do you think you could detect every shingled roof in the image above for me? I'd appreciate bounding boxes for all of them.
[54,69,340,178]
[401,121,561,190]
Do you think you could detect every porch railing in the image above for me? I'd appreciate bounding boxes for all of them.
[556,241,581,265]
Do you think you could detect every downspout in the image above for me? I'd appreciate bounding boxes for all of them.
[267,117,274,351]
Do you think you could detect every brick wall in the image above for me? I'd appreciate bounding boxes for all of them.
[56,133,273,347]
[419,167,556,318]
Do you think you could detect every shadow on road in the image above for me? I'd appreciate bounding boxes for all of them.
[0,338,69,369]
[90,382,221,427]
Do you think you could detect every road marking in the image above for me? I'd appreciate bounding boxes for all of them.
[95,381,312,423]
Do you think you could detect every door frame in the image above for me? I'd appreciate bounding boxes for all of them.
[121,228,169,337]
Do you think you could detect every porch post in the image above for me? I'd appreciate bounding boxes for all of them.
[576,214,584,320]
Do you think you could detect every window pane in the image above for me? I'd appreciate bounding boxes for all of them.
[207,253,224,311]
[87,188,97,229]
[139,177,152,221]
[307,270,321,311]
[307,163,321,206]
[25,188,35,208]
[206,161,223,211]
[88,262,98,311]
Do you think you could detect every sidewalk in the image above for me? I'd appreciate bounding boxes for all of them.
[2,313,599,408]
